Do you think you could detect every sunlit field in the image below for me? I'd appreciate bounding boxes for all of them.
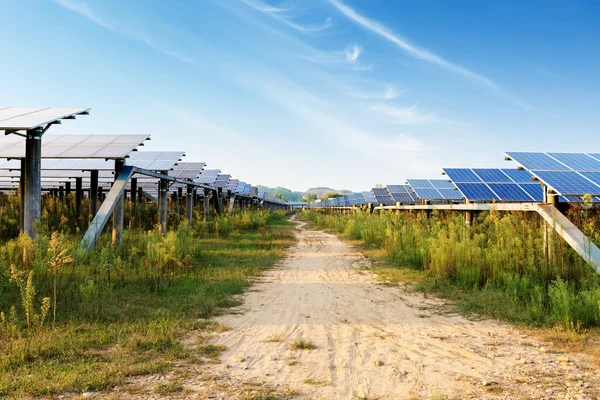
[0,193,295,397]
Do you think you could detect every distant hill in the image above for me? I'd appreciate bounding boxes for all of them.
[257,186,352,202]
[305,187,352,199]
[256,186,305,202]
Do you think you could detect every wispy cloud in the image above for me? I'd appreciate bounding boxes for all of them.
[328,0,530,108]
[302,45,372,70]
[346,86,403,100]
[370,103,437,125]
[230,63,426,164]
[241,0,333,33]
[345,44,360,64]
[54,0,196,64]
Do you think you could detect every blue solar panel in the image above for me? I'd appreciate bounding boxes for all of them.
[362,191,377,203]
[487,183,533,201]
[589,154,600,163]
[413,188,443,200]
[353,192,366,205]
[501,169,534,183]
[519,183,544,201]
[505,152,570,171]
[547,153,600,171]
[443,168,482,183]
[580,172,600,187]
[390,192,416,203]
[431,180,456,189]
[455,183,500,201]
[386,184,410,193]
[472,169,513,183]
[372,188,389,196]
[533,170,600,195]
[405,179,433,189]
[438,188,463,200]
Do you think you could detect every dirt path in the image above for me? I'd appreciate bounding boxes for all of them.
[204,219,599,399]
[116,218,599,399]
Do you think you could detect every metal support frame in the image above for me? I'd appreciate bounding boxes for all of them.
[159,175,169,234]
[19,158,25,232]
[186,185,193,225]
[75,177,82,221]
[90,170,99,218]
[65,181,71,207]
[204,188,211,222]
[112,159,126,246]
[177,187,183,215]
[80,166,135,251]
[130,177,137,228]
[228,191,235,215]
[23,130,42,238]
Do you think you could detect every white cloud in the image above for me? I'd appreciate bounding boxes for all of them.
[241,0,333,33]
[344,44,360,64]
[370,103,437,125]
[54,0,196,64]
[328,0,530,108]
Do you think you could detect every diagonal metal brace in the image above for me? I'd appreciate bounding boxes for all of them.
[79,166,135,251]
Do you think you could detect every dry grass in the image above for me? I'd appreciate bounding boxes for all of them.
[289,339,317,351]
[303,378,330,386]
[525,326,600,366]
[153,380,184,395]
[263,333,285,343]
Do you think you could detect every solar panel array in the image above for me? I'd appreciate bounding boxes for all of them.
[386,184,418,203]
[371,188,394,205]
[0,107,90,130]
[506,152,600,196]
[0,134,150,159]
[196,169,221,185]
[213,174,231,189]
[442,168,543,202]
[407,179,462,201]
[126,151,184,171]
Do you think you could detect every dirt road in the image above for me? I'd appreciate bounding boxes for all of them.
[205,219,599,399]
[121,218,599,399]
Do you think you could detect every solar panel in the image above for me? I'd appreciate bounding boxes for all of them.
[0,134,149,159]
[443,168,482,183]
[362,191,377,203]
[353,192,366,205]
[126,151,184,171]
[501,168,534,183]
[455,183,500,201]
[472,169,513,183]
[196,169,221,185]
[387,184,411,192]
[169,162,205,180]
[533,171,600,196]
[438,189,463,200]
[225,178,239,191]
[404,180,433,189]
[0,158,115,171]
[579,172,600,187]
[372,188,394,205]
[505,152,569,171]
[487,183,533,202]
[386,192,407,202]
[431,180,455,189]
[547,153,600,171]
[519,183,544,201]
[0,107,89,131]
[411,188,440,200]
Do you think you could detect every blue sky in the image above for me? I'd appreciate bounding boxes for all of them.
[2,0,600,191]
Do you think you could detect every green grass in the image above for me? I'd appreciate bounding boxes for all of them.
[0,209,296,397]
[300,209,600,329]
